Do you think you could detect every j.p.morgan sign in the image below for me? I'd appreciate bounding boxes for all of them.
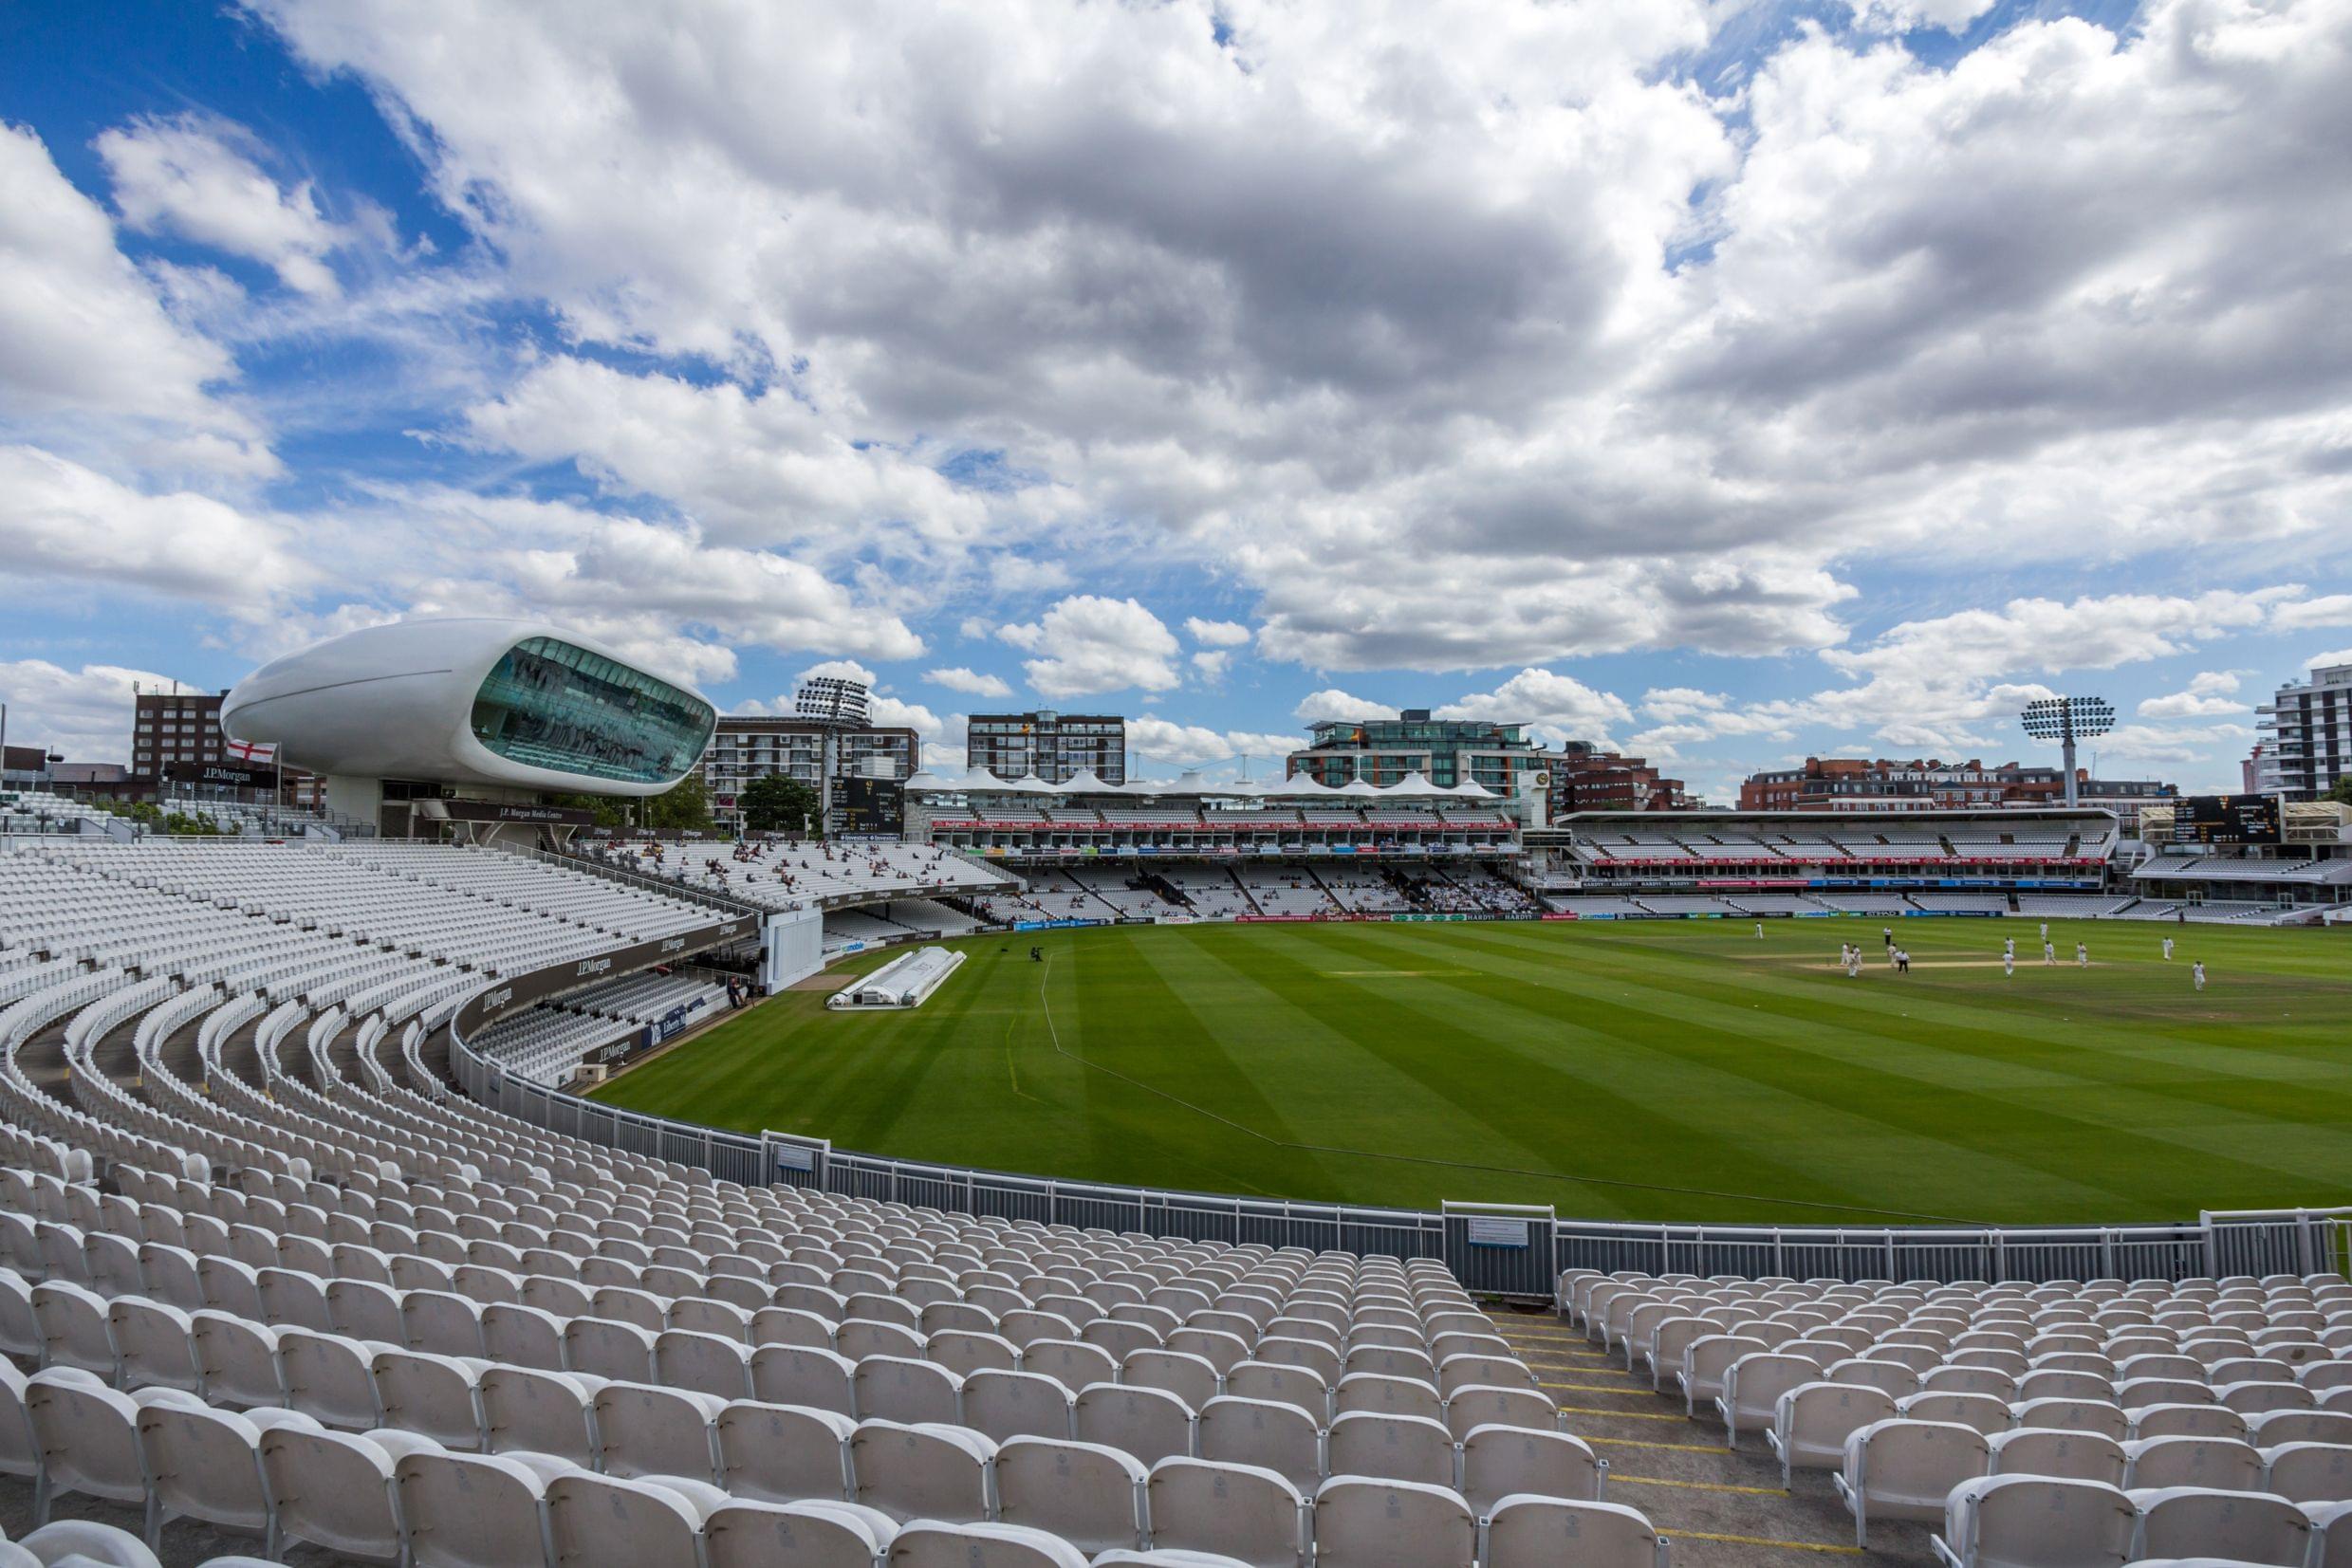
[457,917,751,1035]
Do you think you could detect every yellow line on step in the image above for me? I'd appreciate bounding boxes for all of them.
[1541,1381,1658,1394]
[1611,1473,1787,1497]
[1664,1531,1866,1556]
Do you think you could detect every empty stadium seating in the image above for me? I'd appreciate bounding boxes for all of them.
[0,836,1666,1567]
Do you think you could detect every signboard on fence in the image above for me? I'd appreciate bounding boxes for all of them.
[1465,1216,1532,1248]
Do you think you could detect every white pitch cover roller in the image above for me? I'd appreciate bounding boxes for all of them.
[829,945,967,1010]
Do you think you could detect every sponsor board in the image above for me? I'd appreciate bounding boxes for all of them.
[439,800,597,826]
[455,915,751,1035]
[165,761,278,789]
[1465,1216,1532,1249]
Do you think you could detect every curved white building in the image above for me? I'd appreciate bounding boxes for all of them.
[222,618,716,799]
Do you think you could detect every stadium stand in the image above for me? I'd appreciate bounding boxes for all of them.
[586,838,1015,913]
[4,829,2352,1567]
[0,833,1685,1568]
[0,792,125,837]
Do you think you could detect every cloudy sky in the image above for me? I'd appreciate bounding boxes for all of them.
[2,0,2347,798]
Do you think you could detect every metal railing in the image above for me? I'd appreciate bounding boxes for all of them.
[441,948,2352,1298]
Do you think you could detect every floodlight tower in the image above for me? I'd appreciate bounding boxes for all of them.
[2020,696,2115,807]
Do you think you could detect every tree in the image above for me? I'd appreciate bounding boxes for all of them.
[644,773,714,833]
[2327,775,2352,806]
[550,791,632,829]
[552,775,715,833]
[740,772,823,835]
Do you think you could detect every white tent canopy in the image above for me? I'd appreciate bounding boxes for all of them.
[1378,771,1454,799]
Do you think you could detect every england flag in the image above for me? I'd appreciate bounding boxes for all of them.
[225,738,277,765]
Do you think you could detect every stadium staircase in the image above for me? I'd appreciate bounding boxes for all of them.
[1480,1309,1917,1563]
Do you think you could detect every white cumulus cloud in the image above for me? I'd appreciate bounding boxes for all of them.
[97,114,356,297]
[925,666,1013,699]
[999,596,1180,699]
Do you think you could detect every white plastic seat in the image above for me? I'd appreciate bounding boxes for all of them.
[994,1435,1148,1556]
[716,1399,856,1503]
[2258,1439,2352,1504]
[1838,1420,1991,1548]
[929,1328,1022,1378]
[256,1268,335,1334]
[403,1291,488,1359]
[592,1380,724,1484]
[0,1360,38,1482]
[15,1519,164,1567]
[1987,1427,2124,1485]
[2127,1485,2311,1566]
[966,1368,1077,1443]
[479,1366,600,1467]
[1483,1494,1662,1568]
[1311,1475,1474,1568]
[1769,1382,1898,1489]
[546,1470,721,1568]
[2011,1397,2130,1441]
[2122,1435,2266,1492]
[396,1448,572,1568]
[2248,1409,2352,1447]
[372,1349,487,1449]
[260,1426,432,1563]
[1077,1382,1195,1467]
[1197,1396,1322,1491]
[703,1498,898,1568]
[140,1401,321,1551]
[1899,1391,2012,1435]
[1716,1353,1819,1444]
[189,1312,283,1411]
[1333,1373,1442,1426]
[479,1302,565,1370]
[27,1374,154,1529]
[2129,1404,2250,1442]
[750,1343,859,1415]
[2302,1498,2352,1568]
[883,1519,1090,1567]
[565,1316,657,1383]
[858,1354,965,1426]
[276,1328,383,1430]
[2220,1381,2315,1415]
[852,1418,995,1522]
[1933,1474,2135,1568]
[1441,1383,1554,1441]
[655,1327,752,1399]
[1226,1362,1331,1426]
[1836,1357,1926,1399]
[1460,1425,1602,1515]
[326,1278,408,1345]
[1125,1349,1221,1412]
[1325,1410,1454,1487]
[109,1299,200,1394]
[1144,1458,1307,1568]
[0,1272,43,1357]
[32,1280,119,1380]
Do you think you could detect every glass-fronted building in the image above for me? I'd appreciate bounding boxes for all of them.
[967,711,1126,784]
[470,636,716,785]
[1287,710,1549,792]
